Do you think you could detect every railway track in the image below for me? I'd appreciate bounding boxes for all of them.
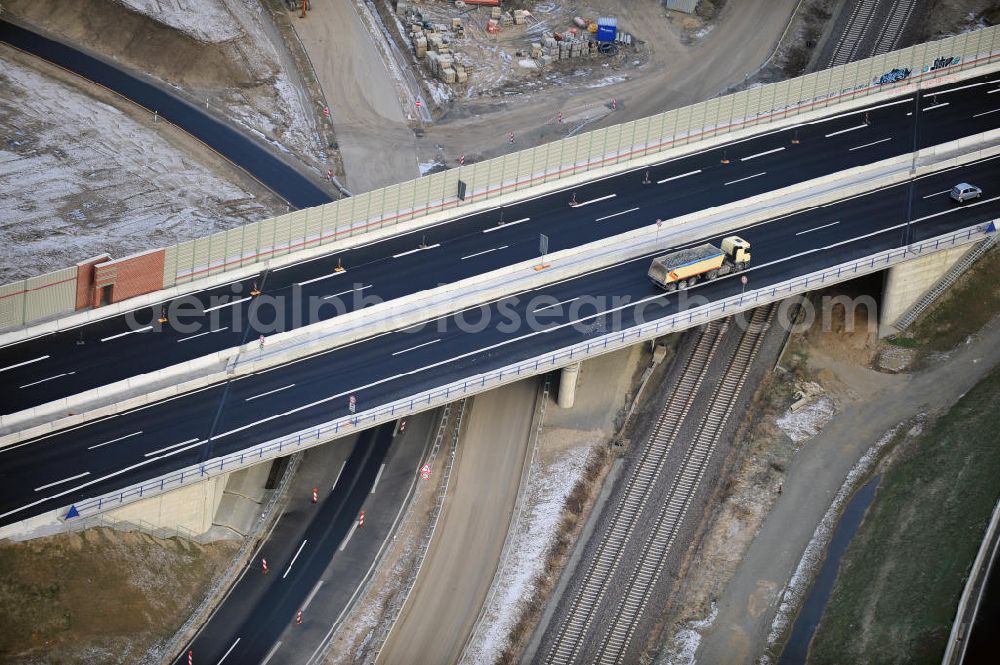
[594,305,777,665]
[543,320,728,665]
[826,0,915,68]
[872,0,917,56]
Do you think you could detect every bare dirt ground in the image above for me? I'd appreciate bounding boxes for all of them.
[0,45,285,280]
[376,380,537,665]
[651,268,1000,664]
[0,527,237,665]
[405,0,800,167]
[290,0,420,193]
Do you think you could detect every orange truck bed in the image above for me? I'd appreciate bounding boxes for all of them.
[648,244,725,285]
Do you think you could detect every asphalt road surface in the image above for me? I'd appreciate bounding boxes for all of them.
[0,18,333,209]
[2,74,998,414]
[1,148,999,529]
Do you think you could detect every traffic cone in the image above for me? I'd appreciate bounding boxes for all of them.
[334,257,346,273]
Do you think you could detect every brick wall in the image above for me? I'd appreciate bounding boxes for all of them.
[92,249,166,307]
[74,254,110,310]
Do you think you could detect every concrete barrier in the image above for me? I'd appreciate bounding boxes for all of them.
[2,128,998,440]
[55,221,996,522]
[2,59,997,347]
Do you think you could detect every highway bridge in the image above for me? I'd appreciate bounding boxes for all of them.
[0,73,998,415]
[2,48,1000,534]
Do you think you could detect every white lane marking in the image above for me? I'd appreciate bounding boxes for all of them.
[724,172,767,186]
[391,338,441,356]
[740,146,785,161]
[339,522,359,551]
[922,102,950,112]
[177,327,228,342]
[849,137,892,151]
[100,326,152,342]
[203,296,252,313]
[19,371,75,389]
[323,284,371,300]
[217,637,240,665]
[260,641,283,665]
[596,207,640,222]
[461,245,509,260]
[0,355,50,373]
[910,193,1000,224]
[392,243,441,259]
[795,221,840,236]
[657,169,702,184]
[35,471,90,492]
[283,539,308,579]
[482,217,530,233]
[143,437,201,457]
[2,444,203,520]
[570,193,617,207]
[925,79,1000,96]
[371,464,386,494]
[825,124,867,138]
[88,431,143,450]
[989,88,1000,95]
[533,297,579,313]
[302,581,324,612]
[297,271,346,287]
[922,190,951,199]
[808,98,911,124]
[245,384,296,402]
[972,108,1000,118]
[332,460,347,492]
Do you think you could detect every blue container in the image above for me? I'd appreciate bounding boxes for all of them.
[596,17,617,42]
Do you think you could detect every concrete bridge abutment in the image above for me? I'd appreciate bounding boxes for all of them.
[879,245,970,337]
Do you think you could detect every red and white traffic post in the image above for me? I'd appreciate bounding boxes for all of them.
[508,131,516,144]
[312,487,318,504]
[188,650,193,665]
[262,558,268,575]
[358,511,365,529]
[458,154,465,166]
[611,97,617,110]
[296,610,303,625]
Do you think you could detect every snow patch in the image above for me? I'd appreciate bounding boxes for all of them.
[113,0,244,43]
[776,397,836,443]
[761,418,922,661]
[460,444,593,664]
[659,603,719,665]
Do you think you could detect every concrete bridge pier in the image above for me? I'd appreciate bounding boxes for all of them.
[558,362,582,409]
[879,246,970,337]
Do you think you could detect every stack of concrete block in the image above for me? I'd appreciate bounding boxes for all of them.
[513,9,529,25]
[490,6,502,19]
[500,11,513,27]
[455,64,468,83]
[530,42,542,58]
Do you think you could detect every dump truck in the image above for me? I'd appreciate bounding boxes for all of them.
[647,236,751,291]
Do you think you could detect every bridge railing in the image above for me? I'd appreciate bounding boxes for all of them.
[66,221,997,521]
[3,26,998,331]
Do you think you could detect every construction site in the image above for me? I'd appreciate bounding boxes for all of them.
[1,1,1000,664]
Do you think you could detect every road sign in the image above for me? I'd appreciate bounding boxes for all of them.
[741,275,748,284]
[420,463,432,480]
[415,98,423,108]
[348,395,357,414]
[323,106,330,118]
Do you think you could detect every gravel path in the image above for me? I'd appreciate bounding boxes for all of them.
[695,316,1000,664]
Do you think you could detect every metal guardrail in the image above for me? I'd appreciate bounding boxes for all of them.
[3,26,997,330]
[65,222,997,522]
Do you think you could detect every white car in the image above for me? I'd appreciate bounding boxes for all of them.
[950,183,982,203]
